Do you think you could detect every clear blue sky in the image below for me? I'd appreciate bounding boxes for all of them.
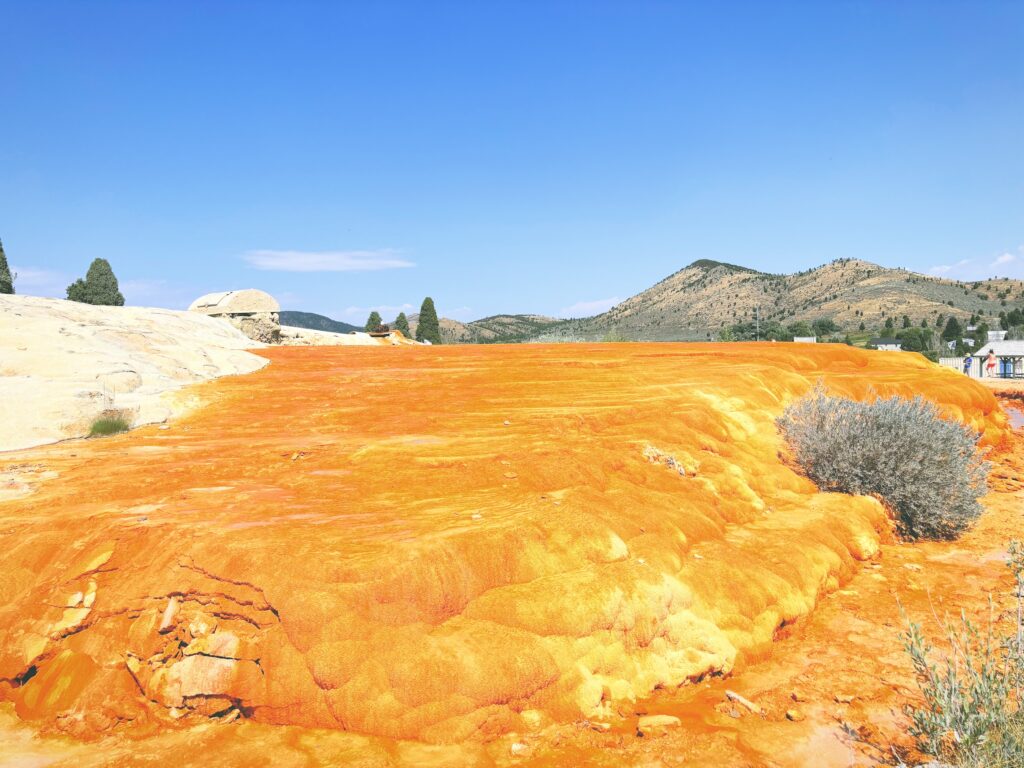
[2,1,1022,322]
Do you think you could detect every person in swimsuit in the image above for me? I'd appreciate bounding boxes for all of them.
[985,350,998,378]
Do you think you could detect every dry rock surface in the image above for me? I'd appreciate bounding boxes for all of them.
[0,295,267,451]
[0,342,1018,767]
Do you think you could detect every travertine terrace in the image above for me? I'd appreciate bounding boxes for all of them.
[0,343,1017,766]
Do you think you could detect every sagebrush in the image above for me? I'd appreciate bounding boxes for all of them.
[900,541,1024,767]
[777,385,988,540]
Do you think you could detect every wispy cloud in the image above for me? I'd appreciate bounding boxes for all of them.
[560,296,621,317]
[10,266,70,297]
[118,278,199,309]
[243,249,414,272]
[928,259,971,276]
[928,248,1024,280]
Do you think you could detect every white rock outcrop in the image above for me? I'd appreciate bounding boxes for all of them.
[0,295,267,452]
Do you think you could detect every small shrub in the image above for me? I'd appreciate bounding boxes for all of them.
[900,541,1024,767]
[88,415,131,437]
[777,385,989,540]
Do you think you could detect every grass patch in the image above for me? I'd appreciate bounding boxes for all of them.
[88,415,131,437]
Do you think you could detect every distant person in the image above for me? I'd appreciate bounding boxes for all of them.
[962,356,972,376]
[986,350,997,378]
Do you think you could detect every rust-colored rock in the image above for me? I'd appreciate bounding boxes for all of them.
[0,342,1015,765]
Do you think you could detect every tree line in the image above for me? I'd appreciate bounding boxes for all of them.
[1,240,124,305]
[364,297,442,344]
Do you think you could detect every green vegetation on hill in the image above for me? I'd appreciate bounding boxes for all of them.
[688,258,761,274]
[279,311,360,334]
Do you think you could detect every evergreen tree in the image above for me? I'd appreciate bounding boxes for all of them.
[415,297,441,344]
[884,317,895,331]
[66,258,124,305]
[920,318,928,328]
[941,316,963,342]
[394,312,411,337]
[365,311,383,332]
[902,314,911,328]
[975,322,990,345]
[0,238,14,294]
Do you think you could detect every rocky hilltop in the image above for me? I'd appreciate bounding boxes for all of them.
[422,259,1024,343]
[550,259,1024,341]
[407,312,560,344]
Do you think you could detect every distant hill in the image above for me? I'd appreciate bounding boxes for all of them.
[536,258,1024,342]
[279,311,360,334]
[406,313,561,344]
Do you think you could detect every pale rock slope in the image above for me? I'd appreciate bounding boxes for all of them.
[0,295,267,451]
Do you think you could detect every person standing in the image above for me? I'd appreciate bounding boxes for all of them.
[962,356,973,376]
[985,350,998,378]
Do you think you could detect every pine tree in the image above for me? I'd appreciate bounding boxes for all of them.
[941,316,963,342]
[66,258,125,306]
[415,297,441,344]
[365,311,383,332]
[0,238,14,294]
[394,312,410,337]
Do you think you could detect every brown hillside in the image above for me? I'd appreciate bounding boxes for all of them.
[548,258,1024,341]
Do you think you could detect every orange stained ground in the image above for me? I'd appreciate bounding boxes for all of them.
[0,342,1020,767]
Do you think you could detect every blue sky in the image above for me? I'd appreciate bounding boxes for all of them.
[2,1,1022,323]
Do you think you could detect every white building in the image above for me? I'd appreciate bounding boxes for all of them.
[868,337,902,351]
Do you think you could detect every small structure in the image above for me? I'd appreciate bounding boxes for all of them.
[972,340,1024,378]
[868,337,902,351]
[940,341,1024,378]
[793,336,817,344]
[989,329,1008,342]
[189,289,281,343]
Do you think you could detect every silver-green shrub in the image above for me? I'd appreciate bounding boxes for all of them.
[900,541,1024,767]
[777,385,989,540]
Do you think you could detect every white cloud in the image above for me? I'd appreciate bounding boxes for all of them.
[559,296,621,317]
[928,259,971,276]
[120,278,167,298]
[243,249,414,272]
[927,250,1024,280]
[10,266,70,297]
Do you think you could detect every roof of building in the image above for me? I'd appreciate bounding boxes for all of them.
[970,340,1024,357]
[868,338,901,346]
[189,289,280,316]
